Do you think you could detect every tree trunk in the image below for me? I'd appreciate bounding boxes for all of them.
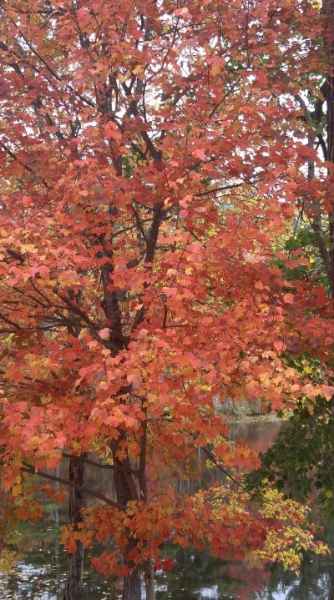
[62,543,84,600]
[329,563,334,600]
[62,454,86,600]
[113,455,143,600]
[145,560,156,600]
[323,0,334,160]
[122,568,142,600]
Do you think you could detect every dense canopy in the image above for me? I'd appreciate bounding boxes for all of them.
[0,1,333,598]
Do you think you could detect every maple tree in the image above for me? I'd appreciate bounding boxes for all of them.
[0,1,332,599]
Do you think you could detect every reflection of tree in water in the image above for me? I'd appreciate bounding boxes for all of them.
[0,520,116,600]
[248,397,334,600]
[3,514,334,600]
[4,413,334,600]
[256,548,334,600]
[4,534,248,600]
[155,547,241,600]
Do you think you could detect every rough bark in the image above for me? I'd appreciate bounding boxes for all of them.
[62,455,86,600]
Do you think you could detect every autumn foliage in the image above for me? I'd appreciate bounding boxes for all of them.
[0,0,332,597]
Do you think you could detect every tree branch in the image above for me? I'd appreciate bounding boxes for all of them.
[22,463,121,509]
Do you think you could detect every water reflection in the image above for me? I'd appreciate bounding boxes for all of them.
[6,531,334,600]
[0,534,250,599]
[254,522,334,599]
[155,548,241,599]
[0,525,116,599]
[2,419,333,599]
[230,419,282,455]
[3,509,334,598]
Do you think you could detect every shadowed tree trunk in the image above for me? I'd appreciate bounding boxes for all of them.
[307,1,334,296]
[329,558,334,600]
[113,454,142,600]
[122,568,142,600]
[322,1,334,292]
[62,454,86,600]
[145,560,156,600]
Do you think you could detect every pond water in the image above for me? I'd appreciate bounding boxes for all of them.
[2,529,334,600]
[1,419,333,600]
